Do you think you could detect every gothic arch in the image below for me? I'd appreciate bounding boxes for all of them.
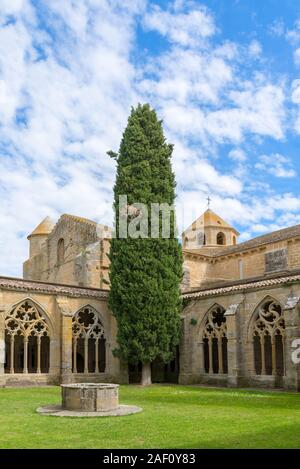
[5,297,54,335]
[4,298,51,374]
[200,303,228,374]
[72,304,106,373]
[197,302,222,335]
[248,295,285,376]
[247,295,284,341]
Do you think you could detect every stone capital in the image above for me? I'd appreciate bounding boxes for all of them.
[284,295,300,311]
[225,303,241,317]
[56,296,73,317]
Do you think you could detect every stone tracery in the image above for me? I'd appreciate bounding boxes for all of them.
[252,298,285,376]
[5,300,50,374]
[72,306,106,373]
[202,305,228,374]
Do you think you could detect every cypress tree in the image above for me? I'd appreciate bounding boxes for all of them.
[108,103,183,385]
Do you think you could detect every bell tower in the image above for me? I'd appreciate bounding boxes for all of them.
[182,209,239,250]
[27,216,55,258]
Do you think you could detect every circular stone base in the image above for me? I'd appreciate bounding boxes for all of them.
[36,404,142,417]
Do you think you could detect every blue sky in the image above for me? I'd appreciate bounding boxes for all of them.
[1,0,300,276]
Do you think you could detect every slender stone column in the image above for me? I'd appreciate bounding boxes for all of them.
[260,335,266,375]
[225,302,242,387]
[9,336,14,374]
[271,336,276,376]
[23,337,28,374]
[37,336,41,374]
[198,339,205,376]
[208,337,213,374]
[218,337,223,374]
[0,302,5,387]
[57,297,73,384]
[84,337,88,373]
[73,340,77,373]
[95,338,99,373]
[283,294,300,391]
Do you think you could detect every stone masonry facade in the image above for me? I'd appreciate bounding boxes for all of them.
[1,208,300,390]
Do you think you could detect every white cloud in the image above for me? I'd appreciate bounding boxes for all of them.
[228,148,247,162]
[0,0,296,277]
[290,80,300,133]
[294,48,300,67]
[291,79,300,103]
[0,0,25,18]
[255,153,296,178]
[204,84,285,142]
[286,19,300,45]
[269,19,285,37]
[143,3,215,47]
[139,48,233,105]
[248,40,262,58]
[0,0,145,276]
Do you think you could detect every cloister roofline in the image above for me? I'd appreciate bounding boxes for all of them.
[0,276,108,299]
[2,267,300,302]
[182,268,300,299]
[183,223,300,259]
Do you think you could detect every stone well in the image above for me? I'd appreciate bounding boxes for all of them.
[37,382,142,417]
[61,383,119,412]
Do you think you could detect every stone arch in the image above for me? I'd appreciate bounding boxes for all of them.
[216,232,226,245]
[247,295,285,376]
[4,298,51,374]
[72,304,106,374]
[200,303,228,374]
[247,295,284,341]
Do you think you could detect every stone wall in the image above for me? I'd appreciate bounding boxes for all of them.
[184,238,300,289]
[23,215,111,290]
[180,273,300,391]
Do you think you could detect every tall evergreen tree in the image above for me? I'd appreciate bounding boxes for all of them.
[108,103,183,385]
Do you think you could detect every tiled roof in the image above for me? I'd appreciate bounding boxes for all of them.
[182,209,239,236]
[182,269,300,299]
[28,217,55,237]
[0,276,108,299]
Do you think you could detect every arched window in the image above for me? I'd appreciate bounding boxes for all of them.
[57,238,65,265]
[252,299,285,376]
[72,306,106,374]
[217,232,226,245]
[233,235,236,245]
[4,300,50,374]
[203,305,228,374]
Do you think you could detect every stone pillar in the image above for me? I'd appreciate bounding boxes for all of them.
[225,302,241,387]
[0,301,5,387]
[57,297,73,384]
[179,315,192,384]
[283,295,300,391]
[198,338,205,376]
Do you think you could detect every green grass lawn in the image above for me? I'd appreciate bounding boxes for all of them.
[0,384,300,448]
